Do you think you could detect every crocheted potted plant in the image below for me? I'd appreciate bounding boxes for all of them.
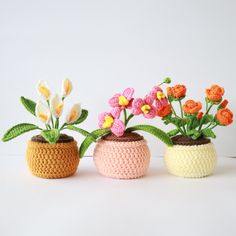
[79,78,173,179]
[2,79,94,179]
[156,83,233,178]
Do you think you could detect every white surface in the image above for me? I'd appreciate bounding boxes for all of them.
[1,156,236,236]
[0,0,236,157]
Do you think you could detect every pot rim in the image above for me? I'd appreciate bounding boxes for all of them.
[30,134,75,145]
[171,135,211,146]
[28,139,77,147]
[166,142,215,150]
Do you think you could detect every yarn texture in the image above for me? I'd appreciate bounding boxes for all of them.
[164,143,217,178]
[93,139,150,179]
[26,140,79,179]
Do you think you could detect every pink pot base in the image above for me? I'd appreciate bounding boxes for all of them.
[93,139,151,179]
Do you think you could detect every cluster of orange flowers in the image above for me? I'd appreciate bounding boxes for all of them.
[164,84,233,126]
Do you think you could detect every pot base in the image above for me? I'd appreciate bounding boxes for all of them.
[26,140,79,179]
[164,143,217,178]
[93,139,150,179]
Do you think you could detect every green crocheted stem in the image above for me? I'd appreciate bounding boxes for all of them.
[2,123,39,142]
[66,125,96,141]
[79,128,110,158]
[71,109,88,125]
[20,96,36,116]
[126,125,173,147]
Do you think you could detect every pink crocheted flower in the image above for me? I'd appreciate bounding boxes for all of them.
[98,111,125,137]
[149,86,168,109]
[131,95,156,119]
[109,88,134,109]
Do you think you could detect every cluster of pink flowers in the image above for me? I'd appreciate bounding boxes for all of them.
[98,85,172,137]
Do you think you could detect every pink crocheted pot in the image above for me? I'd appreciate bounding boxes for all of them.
[93,133,151,179]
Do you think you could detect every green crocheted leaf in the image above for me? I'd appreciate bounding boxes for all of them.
[2,123,39,142]
[72,109,88,125]
[191,132,202,140]
[202,128,216,139]
[79,128,110,158]
[66,125,96,141]
[171,117,187,127]
[167,129,180,137]
[186,116,200,130]
[41,129,60,144]
[187,129,202,140]
[126,125,173,147]
[20,96,36,116]
[201,114,214,125]
[191,118,200,129]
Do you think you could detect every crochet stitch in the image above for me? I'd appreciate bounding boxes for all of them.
[26,140,79,179]
[93,139,150,179]
[164,143,217,178]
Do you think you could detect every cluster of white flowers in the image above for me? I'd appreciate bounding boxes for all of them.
[35,79,81,127]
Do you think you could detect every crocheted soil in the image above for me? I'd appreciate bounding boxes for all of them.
[171,135,210,146]
[102,132,144,142]
[31,134,74,143]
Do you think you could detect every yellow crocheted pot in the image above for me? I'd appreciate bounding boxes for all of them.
[26,140,80,179]
[164,143,217,178]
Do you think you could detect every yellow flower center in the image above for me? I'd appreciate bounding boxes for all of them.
[141,104,151,114]
[118,95,129,106]
[55,103,63,116]
[38,85,50,99]
[38,114,49,123]
[156,91,165,100]
[102,115,114,128]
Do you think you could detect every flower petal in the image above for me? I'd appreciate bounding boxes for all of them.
[143,105,156,119]
[149,86,163,98]
[132,98,144,109]
[126,98,134,109]
[98,112,106,128]
[111,107,122,119]
[35,101,50,124]
[51,94,64,118]
[156,97,168,109]
[66,103,81,124]
[108,94,120,107]
[111,119,125,137]
[144,95,154,105]
[131,98,144,115]
[122,88,134,100]
[62,79,73,98]
[37,81,51,100]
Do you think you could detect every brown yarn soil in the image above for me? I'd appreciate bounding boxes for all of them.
[171,135,211,146]
[102,132,144,142]
[31,134,74,143]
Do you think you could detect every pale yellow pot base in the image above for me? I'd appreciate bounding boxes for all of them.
[164,143,217,178]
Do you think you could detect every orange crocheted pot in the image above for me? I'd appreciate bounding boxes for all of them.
[26,135,79,179]
[93,133,151,179]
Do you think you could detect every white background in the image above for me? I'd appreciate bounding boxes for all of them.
[0,0,236,157]
[1,157,236,236]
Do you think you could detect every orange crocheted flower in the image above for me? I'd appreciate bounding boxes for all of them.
[197,112,204,120]
[183,100,202,114]
[167,85,186,99]
[216,108,233,126]
[206,85,224,102]
[219,99,228,109]
[156,104,172,117]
